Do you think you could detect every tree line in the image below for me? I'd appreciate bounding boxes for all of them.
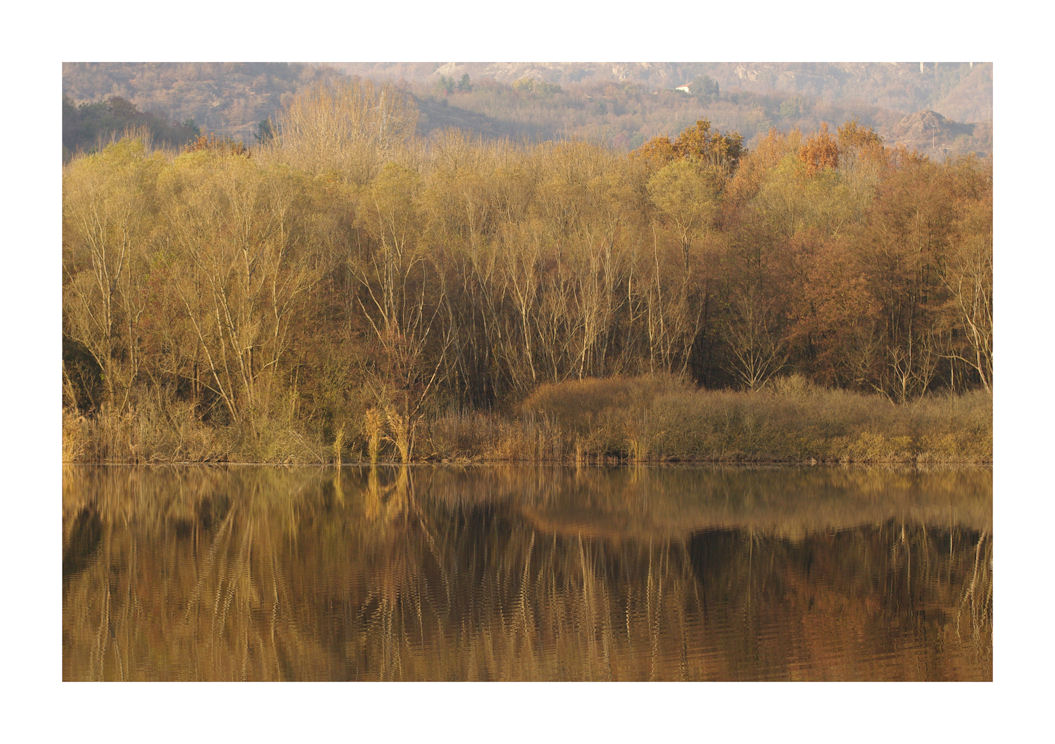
[62,78,992,462]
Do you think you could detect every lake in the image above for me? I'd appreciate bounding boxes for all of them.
[62,464,992,681]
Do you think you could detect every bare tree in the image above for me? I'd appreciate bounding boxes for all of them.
[264,78,417,184]
[63,140,161,413]
[351,159,452,462]
[156,152,320,429]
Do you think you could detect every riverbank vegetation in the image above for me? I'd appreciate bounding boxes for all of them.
[424,375,991,465]
[62,78,992,465]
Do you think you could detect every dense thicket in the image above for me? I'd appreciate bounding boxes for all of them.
[62,79,992,463]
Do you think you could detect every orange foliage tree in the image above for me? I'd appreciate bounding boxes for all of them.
[799,123,838,176]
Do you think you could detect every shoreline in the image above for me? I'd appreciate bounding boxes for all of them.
[62,457,994,468]
[63,377,992,468]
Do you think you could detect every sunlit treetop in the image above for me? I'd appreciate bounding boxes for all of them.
[632,119,744,177]
[798,123,839,176]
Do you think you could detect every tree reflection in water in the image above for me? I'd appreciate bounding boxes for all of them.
[62,464,991,680]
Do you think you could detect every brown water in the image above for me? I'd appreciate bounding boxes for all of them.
[62,465,992,681]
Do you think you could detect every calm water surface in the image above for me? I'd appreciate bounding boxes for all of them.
[62,465,991,681]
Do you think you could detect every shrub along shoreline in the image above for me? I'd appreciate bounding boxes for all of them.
[63,375,992,466]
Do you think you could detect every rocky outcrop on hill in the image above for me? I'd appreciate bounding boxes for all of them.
[885,109,990,159]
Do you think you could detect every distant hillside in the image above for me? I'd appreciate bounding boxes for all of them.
[63,62,993,159]
[327,61,991,117]
[412,94,548,142]
[933,64,993,123]
[62,62,343,143]
[696,62,989,118]
[888,110,991,159]
[327,61,992,158]
[62,95,200,161]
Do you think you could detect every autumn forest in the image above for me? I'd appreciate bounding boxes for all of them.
[61,78,993,465]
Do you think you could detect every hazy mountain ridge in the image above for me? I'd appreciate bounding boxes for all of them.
[62,62,344,143]
[932,63,993,123]
[322,62,993,157]
[888,110,989,156]
[62,62,992,158]
[328,61,991,118]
